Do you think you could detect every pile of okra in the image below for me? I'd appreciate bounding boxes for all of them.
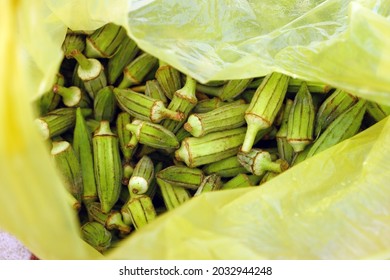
[33,23,389,253]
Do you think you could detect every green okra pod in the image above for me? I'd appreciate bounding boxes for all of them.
[175,127,247,167]
[162,76,197,133]
[276,99,295,164]
[93,121,122,213]
[145,79,168,105]
[365,101,390,123]
[221,174,262,190]
[156,178,191,210]
[202,156,248,178]
[73,108,97,204]
[118,53,158,89]
[242,72,290,152]
[184,103,248,137]
[107,35,140,84]
[121,195,156,230]
[193,97,226,113]
[194,174,222,196]
[307,99,367,158]
[51,140,83,203]
[288,78,332,94]
[315,89,359,137]
[62,33,85,59]
[86,202,110,224]
[116,112,137,162]
[81,222,112,253]
[259,171,279,185]
[237,149,289,176]
[114,88,184,123]
[35,108,92,140]
[128,155,154,195]
[125,119,179,150]
[155,60,182,100]
[85,23,127,58]
[94,86,117,122]
[287,82,315,152]
[157,166,204,190]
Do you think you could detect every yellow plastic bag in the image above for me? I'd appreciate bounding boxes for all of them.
[1,0,390,259]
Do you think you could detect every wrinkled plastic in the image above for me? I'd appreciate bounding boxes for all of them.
[0,0,390,259]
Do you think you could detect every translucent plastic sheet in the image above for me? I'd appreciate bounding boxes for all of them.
[0,0,389,259]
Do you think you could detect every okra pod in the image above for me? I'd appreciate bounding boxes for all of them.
[128,155,154,195]
[93,121,122,213]
[114,88,184,123]
[155,60,182,100]
[175,127,247,167]
[242,72,289,152]
[73,108,97,204]
[51,140,83,203]
[184,103,248,137]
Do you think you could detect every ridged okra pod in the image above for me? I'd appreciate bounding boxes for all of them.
[315,89,359,137]
[94,86,116,122]
[193,98,226,113]
[307,99,367,158]
[81,222,112,253]
[157,166,204,190]
[184,103,248,137]
[276,99,294,164]
[93,121,122,213]
[162,76,197,133]
[287,82,315,152]
[175,127,247,167]
[121,195,156,230]
[107,35,139,84]
[260,171,279,185]
[145,79,168,105]
[125,119,179,150]
[156,178,191,211]
[196,79,252,101]
[365,101,390,123]
[128,155,154,195]
[194,174,222,196]
[113,88,184,123]
[288,78,331,94]
[35,108,92,140]
[242,72,290,152]
[73,108,97,204]
[118,53,158,89]
[155,60,182,100]
[221,174,262,190]
[51,141,83,203]
[237,149,289,176]
[116,112,137,162]
[202,156,248,178]
[86,202,110,224]
[85,23,127,58]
